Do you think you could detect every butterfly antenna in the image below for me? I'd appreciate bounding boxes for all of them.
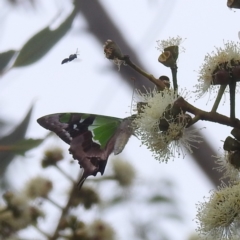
[130,77,136,116]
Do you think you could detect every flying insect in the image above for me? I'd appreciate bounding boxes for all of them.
[61,49,79,64]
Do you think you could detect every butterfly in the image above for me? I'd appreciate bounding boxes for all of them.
[37,113,134,188]
[61,49,80,64]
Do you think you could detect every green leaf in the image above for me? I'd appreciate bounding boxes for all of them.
[0,138,44,155]
[0,50,16,72]
[13,9,77,67]
[163,213,182,221]
[108,195,125,205]
[0,105,34,176]
[148,195,173,204]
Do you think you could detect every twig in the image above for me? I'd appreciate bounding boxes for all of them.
[123,55,166,90]
[170,64,178,92]
[211,85,227,112]
[49,176,79,240]
[175,97,240,129]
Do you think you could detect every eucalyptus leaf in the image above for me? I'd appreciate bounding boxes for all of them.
[0,50,16,73]
[148,195,173,204]
[0,138,44,155]
[13,9,77,67]
[108,195,125,205]
[0,105,33,176]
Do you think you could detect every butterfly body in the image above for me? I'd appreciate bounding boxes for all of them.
[37,113,133,188]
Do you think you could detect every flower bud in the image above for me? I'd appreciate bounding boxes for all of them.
[103,40,124,60]
[112,159,135,187]
[227,0,240,9]
[232,65,240,81]
[223,136,240,151]
[159,118,169,131]
[212,69,231,85]
[41,147,64,168]
[164,45,179,61]
[158,51,176,68]
[70,186,99,209]
[24,176,53,199]
[159,75,170,88]
[229,151,240,169]
[231,128,240,141]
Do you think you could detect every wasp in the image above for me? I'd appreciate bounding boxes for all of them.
[61,49,79,64]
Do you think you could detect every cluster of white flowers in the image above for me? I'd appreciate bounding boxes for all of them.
[133,88,202,162]
[195,41,240,98]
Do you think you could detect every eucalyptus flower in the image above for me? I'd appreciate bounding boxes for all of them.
[196,182,240,239]
[87,219,115,240]
[156,36,185,67]
[133,88,202,162]
[195,41,240,98]
[214,151,240,182]
[156,35,185,52]
[112,158,135,187]
[24,176,53,199]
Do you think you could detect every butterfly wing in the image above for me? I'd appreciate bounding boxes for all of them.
[37,113,133,188]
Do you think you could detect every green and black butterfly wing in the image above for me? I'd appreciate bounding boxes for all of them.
[37,113,133,188]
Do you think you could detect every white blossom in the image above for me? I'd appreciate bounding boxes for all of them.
[196,182,240,239]
[214,151,240,182]
[195,41,240,98]
[156,35,185,52]
[133,88,202,162]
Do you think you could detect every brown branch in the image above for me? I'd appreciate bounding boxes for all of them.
[123,56,166,90]
[175,97,240,129]
[49,182,79,240]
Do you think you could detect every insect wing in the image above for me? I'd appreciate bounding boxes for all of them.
[37,113,132,188]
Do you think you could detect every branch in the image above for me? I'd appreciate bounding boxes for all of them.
[175,97,240,129]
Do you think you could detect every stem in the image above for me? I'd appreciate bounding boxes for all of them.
[44,196,62,210]
[211,85,227,112]
[49,175,79,240]
[123,55,166,90]
[55,165,75,183]
[174,97,240,129]
[33,225,51,239]
[87,176,115,182]
[229,81,236,119]
[170,64,178,92]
